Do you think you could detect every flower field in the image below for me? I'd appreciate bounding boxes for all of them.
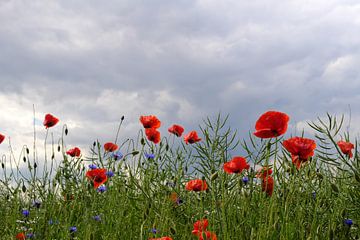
[0,111,359,239]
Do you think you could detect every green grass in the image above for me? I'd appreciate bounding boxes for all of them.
[0,113,359,239]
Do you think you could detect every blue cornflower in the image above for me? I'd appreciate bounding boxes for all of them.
[149,228,158,234]
[22,209,30,217]
[89,164,97,170]
[97,185,107,193]
[112,151,123,160]
[344,219,353,226]
[69,226,77,233]
[145,153,155,159]
[242,176,249,184]
[32,199,41,208]
[93,215,101,221]
[106,171,114,177]
[312,191,316,199]
[26,233,34,238]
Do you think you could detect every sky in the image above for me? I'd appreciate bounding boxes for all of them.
[1,0,360,162]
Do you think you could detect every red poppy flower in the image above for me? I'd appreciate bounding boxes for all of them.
[15,233,26,240]
[337,141,354,158]
[193,219,209,231]
[168,124,184,137]
[0,133,5,144]
[184,131,202,144]
[186,179,208,192]
[254,111,289,138]
[145,128,161,144]
[262,175,274,196]
[66,147,81,157]
[104,142,118,152]
[283,137,316,169]
[256,166,273,178]
[223,156,250,174]
[140,115,161,129]
[86,168,108,189]
[192,231,217,240]
[149,237,173,240]
[43,113,59,129]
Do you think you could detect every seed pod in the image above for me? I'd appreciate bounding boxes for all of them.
[23,157,26,163]
[210,172,218,181]
[22,185,27,193]
[140,138,145,145]
[331,183,339,193]
[34,163,37,169]
[355,173,360,183]
[65,128,68,135]
[166,144,169,151]
[132,151,139,156]
[57,146,61,152]
[26,148,30,154]
[1,163,4,169]
[121,116,125,121]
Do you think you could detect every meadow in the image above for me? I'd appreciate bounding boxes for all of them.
[0,111,359,240]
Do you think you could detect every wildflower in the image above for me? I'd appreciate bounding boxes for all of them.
[149,228,159,234]
[22,209,30,217]
[26,233,34,239]
[93,215,101,221]
[15,233,26,240]
[262,176,274,196]
[43,113,59,129]
[145,128,161,144]
[69,226,77,233]
[169,192,183,205]
[337,141,354,158]
[192,231,217,240]
[140,115,161,129]
[223,156,250,174]
[86,169,108,189]
[112,151,123,160]
[283,137,316,169]
[253,111,289,138]
[104,142,118,152]
[193,219,209,231]
[344,219,353,226]
[242,176,249,184]
[106,170,114,177]
[32,199,41,208]
[97,185,107,193]
[0,133,5,144]
[184,131,202,144]
[89,164,97,170]
[149,237,173,240]
[186,179,208,192]
[312,191,316,199]
[168,124,184,137]
[145,153,155,159]
[256,167,273,178]
[66,147,81,157]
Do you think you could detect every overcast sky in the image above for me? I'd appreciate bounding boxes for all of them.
[1,0,360,160]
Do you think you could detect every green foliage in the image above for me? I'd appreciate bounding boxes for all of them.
[0,113,359,239]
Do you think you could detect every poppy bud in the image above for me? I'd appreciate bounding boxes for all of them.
[57,146,61,152]
[65,128,68,135]
[170,227,176,235]
[93,141,96,147]
[22,185,26,193]
[140,138,145,145]
[26,148,30,154]
[23,157,26,163]
[331,183,339,193]
[34,163,37,169]
[1,163,4,169]
[166,144,169,151]
[51,153,55,160]
[121,115,125,121]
